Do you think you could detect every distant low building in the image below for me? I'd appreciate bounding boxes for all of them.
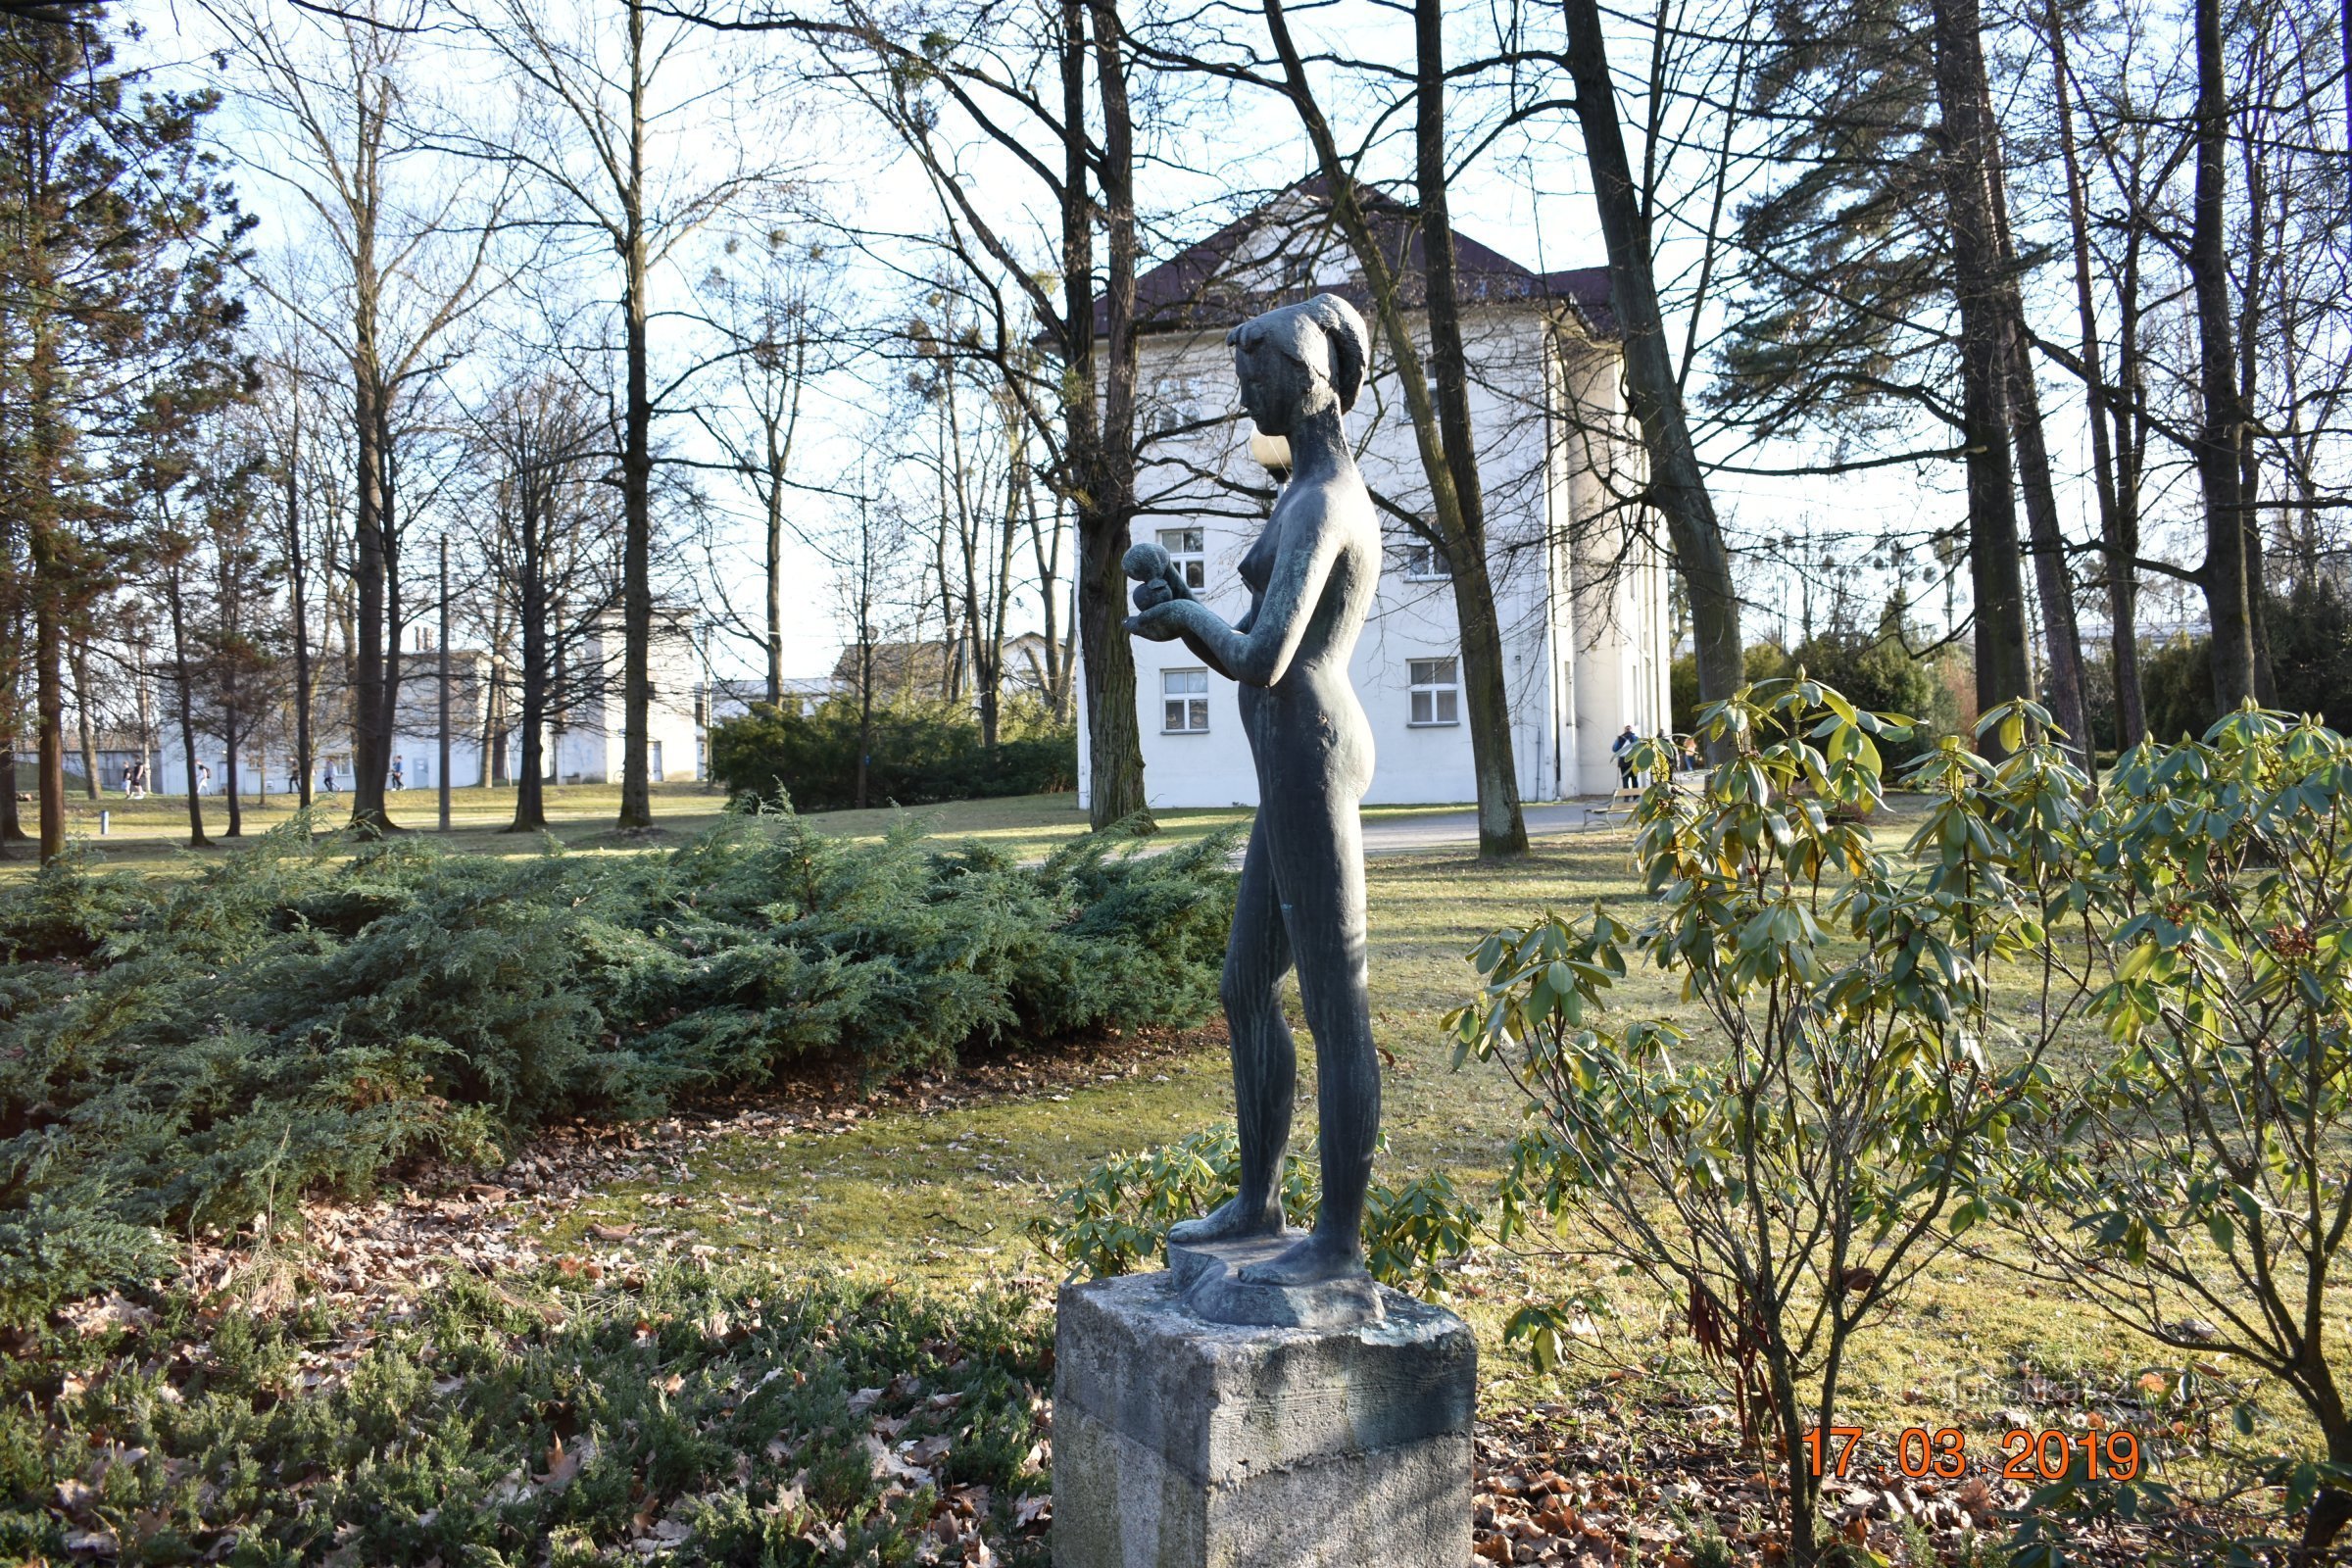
[823,632,1064,711]
[707,674,840,723]
[133,608,710,798]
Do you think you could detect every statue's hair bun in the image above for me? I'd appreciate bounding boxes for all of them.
[1299,294,1369,414]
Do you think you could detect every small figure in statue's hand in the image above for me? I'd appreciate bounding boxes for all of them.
[1123,540,1192,615]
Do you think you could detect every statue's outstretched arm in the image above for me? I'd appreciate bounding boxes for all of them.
[1126,502,1339,687]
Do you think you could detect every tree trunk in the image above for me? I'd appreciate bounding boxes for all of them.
[980,446,1021,750]
[70,635,98,801]
[856,622,875,811]
[2236,134,2276,709]
[283,408,316,808]
[352,369,395,830]
[0,742,23,851]
[163,562,209,848]
[1768,1359,1822,1565]
[1028,489,1069,720]
[510,482,549,832]
[1419,0,1528,855]
[1984,122,2092,770]
[1070,0,1148,827]
[2190,0,2260,712]
[30,543,65,862]
[25,324,67,861]
[1559,0,1742,742]
[436,536,450,829]
[485,657,508,786]
[2296,1356,2352,1560]
[615,0,656,833]
[1930,0,2034,718]
[765,455,785,706]
[222,705,243,837]
[2046,0,2145,751]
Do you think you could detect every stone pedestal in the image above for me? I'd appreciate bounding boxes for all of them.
[1052,1246,1476,1568]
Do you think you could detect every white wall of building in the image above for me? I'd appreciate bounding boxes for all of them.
[1079,304,1669,810]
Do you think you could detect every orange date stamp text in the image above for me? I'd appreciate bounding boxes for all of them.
[1801,1426,2142,1482]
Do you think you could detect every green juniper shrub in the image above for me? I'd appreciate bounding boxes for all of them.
[2139,633,2219,744]
[0,812,1236,1324]
[0,1265,1054,1567]
[710,696,1076,812]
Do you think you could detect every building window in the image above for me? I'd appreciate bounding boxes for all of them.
[1408,658,1460,726]
[1162,668,1210,733]
[1148,374,1202,437]
[1156,527,1206,589]
[1402,542,1448,580]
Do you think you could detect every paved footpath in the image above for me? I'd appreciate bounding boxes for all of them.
[1357,801,1607,856]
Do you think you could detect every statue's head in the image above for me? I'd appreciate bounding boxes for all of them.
[1227,293,1369,438]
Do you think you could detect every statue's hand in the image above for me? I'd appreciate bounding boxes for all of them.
[1125,600,1189,642]
[1133,578,1174,613]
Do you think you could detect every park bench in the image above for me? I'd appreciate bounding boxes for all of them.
[1580,785,1642,830]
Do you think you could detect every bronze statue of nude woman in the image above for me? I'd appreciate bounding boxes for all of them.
[1123,293,1382,1293]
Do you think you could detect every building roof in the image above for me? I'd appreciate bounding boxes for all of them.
[1094,177,1616,343]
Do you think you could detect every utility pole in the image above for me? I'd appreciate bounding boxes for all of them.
[133,626,153,796]
[438,535,452,833]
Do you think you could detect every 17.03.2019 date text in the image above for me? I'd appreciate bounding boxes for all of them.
[1803,1427,2142,1482]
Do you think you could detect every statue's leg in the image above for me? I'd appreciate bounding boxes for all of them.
[1238,782,1376,1286]
[1168,819,1294,1246]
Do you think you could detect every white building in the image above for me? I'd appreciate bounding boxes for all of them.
[145,610,710,798]
[1076,181,1672,809]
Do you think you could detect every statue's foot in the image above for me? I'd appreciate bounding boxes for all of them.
[1168,1197,1285,1247]
[1235,1228,1364,1287]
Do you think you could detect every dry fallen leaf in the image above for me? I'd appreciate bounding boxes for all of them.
[536,1436,587,1491]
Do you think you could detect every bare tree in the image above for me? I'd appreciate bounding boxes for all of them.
[470,368,623,831]
[460,0,794,832]
[209,0,513,832]
[245,348,344,808]
[706,0,1153,825]
[689,229,841,703]
[1553,0,1747,753]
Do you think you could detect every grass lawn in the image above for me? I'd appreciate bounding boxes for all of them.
[0,785,1257,877]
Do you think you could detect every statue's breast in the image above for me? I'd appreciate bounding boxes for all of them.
[1237,511,1282,597]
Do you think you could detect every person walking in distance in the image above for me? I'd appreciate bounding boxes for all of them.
[1611,723,1641,790]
